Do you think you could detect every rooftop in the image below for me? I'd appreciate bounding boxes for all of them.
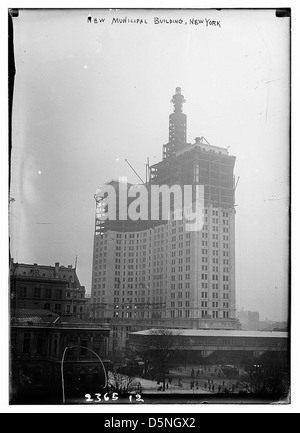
[10,260,85,290]
[176,139,230,158]
[130,329,288,339]
[11,309,110,330]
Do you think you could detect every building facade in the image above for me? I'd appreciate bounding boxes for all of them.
[10,309,110,403]
[129,329,288,361]
[91,88,239,349]
[10,260,87,319]
[237,309,260,331]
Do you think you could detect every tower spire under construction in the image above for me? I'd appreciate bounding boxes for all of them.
[164,87,187,159]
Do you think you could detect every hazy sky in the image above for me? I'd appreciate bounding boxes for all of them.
[10,8,290,321]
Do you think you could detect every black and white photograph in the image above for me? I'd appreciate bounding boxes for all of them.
[6,6,294,412]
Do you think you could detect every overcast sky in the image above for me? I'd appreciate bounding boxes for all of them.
[10,8,290,322]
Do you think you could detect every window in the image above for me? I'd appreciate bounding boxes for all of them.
[19,287,27,298]
[37,333,44,354]
[44,303,50,310]
[55,289,62,299]
[23,333,31,354]
[34,287,41,298]
[55,303,61,311]
[54,338,58,356]
[80,340,88,356]
[46,289,52,299]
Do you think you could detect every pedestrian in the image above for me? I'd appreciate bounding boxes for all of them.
[196,369,200,378]
[218,385,221,393]
[191,368,195,378]
[212,384,215,392]
[196,381,199,390]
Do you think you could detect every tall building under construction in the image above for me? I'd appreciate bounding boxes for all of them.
[91,88,239,349]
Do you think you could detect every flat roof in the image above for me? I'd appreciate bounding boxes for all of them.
[130,329,288,339]
[176,142,229,157]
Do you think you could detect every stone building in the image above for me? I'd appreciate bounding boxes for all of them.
[10,260,87,319]
[10,309,110,403]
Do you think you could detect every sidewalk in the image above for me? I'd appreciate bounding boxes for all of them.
[134,377,212,394]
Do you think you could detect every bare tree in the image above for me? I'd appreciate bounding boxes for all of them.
[108,371,139,395]
[140,329,184,392]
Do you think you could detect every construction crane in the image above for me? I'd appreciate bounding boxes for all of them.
[234,176,240,192]
[125,159,145,184]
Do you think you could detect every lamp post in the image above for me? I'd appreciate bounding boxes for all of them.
[61,345,108,404]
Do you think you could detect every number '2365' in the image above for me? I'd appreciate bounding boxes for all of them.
[85,393,144,403]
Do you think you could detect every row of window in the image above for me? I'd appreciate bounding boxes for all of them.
[21,334,98,356]
[168,309,230,319]
[18,287,63,299]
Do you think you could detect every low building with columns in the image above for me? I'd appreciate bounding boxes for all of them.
[10,309,110,403]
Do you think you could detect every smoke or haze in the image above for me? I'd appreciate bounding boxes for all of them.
[10,9,290,321]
